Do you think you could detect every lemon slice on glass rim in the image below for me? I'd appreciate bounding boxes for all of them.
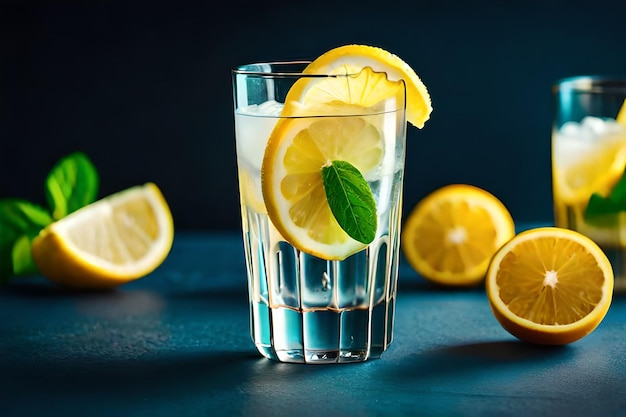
[300,44,432,128]
[261,44,432,260]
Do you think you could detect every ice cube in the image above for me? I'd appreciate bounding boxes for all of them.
[554,115,626,167]
[559,116,626,143]
[235,101,282,171]
[580,116,608,137]
[553,132,595,166]
[256,100,284,117]
[239,100,284,117]
[560,121,581,137]
[579,116,626,139]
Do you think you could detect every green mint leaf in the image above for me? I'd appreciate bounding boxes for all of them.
[321,160,377,244]
[584,168,626,224]
[0,198,53,232]
[12,234,38,276]
[45,151,99,220]
[0,199,53,281]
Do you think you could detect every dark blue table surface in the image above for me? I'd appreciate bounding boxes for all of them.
[2,227,626,417]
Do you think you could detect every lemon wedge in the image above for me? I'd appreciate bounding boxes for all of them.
[32,183,174,289]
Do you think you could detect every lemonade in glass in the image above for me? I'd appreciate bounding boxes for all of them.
[231,46,431,363]
[552,76,626,292]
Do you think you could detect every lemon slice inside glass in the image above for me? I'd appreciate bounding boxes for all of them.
[262,114,386,260]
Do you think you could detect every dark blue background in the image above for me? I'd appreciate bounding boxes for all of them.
[2,0,626,230]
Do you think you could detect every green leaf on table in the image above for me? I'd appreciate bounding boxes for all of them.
[0,199,53,282]
[45,151,99,220]
[584,169,626,225]
[321,160,377,244]
[12,234,38,276]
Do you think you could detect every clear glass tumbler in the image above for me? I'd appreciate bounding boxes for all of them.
[232,62,407,363]
[552,75,626,292]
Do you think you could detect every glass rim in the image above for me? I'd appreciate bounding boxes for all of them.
[554,75,626,94]
[232,61,366,78]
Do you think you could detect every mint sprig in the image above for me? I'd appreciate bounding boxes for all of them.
[0,152,99,283]
[322,160,377,244]
[0,200,53,279]
[46,151,99,220]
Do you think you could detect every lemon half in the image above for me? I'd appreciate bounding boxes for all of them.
[402,184,515,286]
[486,227,613,345]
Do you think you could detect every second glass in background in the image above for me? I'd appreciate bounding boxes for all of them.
[552,75,626,292]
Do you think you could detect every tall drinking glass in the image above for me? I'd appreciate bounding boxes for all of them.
[552,76,626,292]
[232,62,407,364]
